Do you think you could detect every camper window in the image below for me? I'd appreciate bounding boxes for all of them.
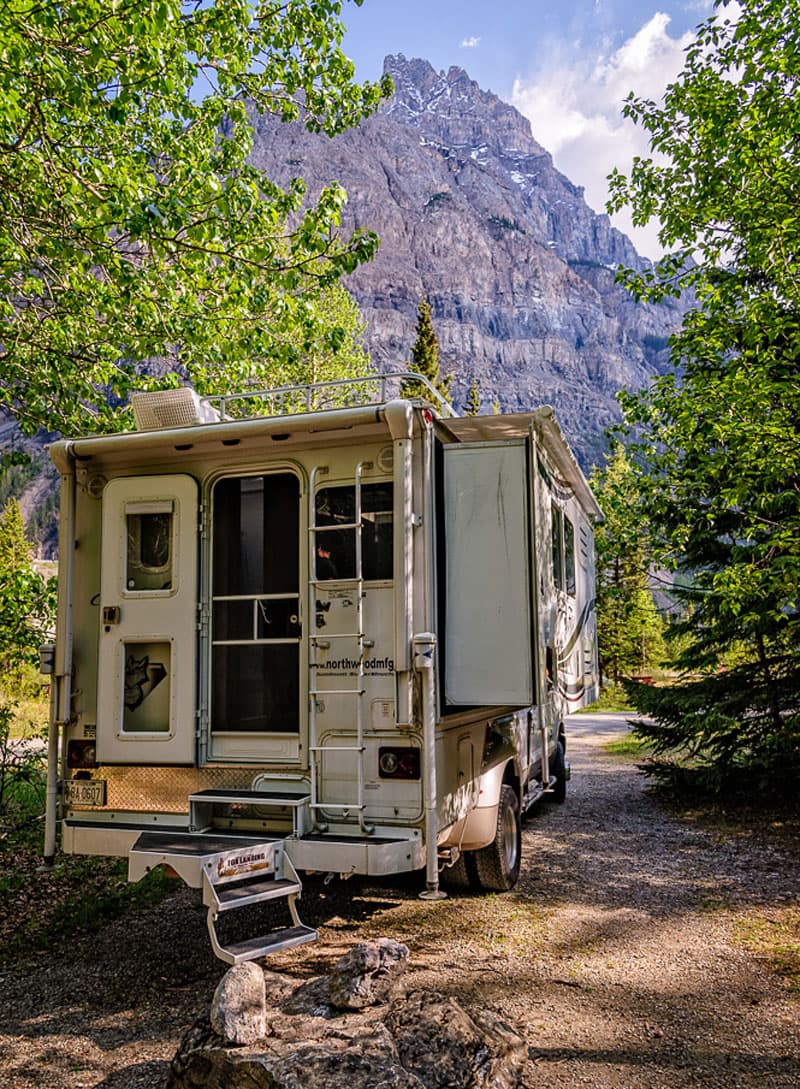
[564,516,576,596]
[125,501,174,591]
[314,483,393,581]
[551,504,563,591]
[551,505,577,597]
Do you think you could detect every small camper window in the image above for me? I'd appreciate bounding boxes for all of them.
[551,504,563,590]
[125,500,173,591]
[551,505,576,597]
[314,483,393,581]
[564,516,576,596]
[122,641,171,733]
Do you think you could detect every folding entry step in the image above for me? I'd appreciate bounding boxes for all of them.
[128,831,317,964]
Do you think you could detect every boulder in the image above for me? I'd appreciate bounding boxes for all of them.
[327,937,409,1010]
[386,991,527,1089]
[209,962,267,1045]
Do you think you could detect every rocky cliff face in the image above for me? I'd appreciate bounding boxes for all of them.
[248,54,684,467]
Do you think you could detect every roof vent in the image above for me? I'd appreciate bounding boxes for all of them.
[131,388,220,431]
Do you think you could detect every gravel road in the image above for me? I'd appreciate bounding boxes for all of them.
[1,712,798,1088]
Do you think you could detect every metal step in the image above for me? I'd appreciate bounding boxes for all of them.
[219,924,317,964]
[213,875,301,912]
[128,831,283,886]
[188,789,312,837]
[128,828,318,964]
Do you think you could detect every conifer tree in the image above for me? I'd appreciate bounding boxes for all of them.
[464,379,481,416]
[590,444,665,684]
[0,500,55,684]
[401,298,452,403]
[608,0,800,794]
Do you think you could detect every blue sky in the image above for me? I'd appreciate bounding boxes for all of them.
[342,1,721,256]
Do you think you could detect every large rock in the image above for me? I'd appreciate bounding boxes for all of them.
[386,992,527,1089]
[168,943,527,1089]
[327,937,409,1009]
[209,962,267,1045]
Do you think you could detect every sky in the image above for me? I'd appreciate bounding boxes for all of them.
[341,0,720,258]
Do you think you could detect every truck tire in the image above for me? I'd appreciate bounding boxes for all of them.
[547,740,567,804]
[473,784,521,891]
[442,849,479,891]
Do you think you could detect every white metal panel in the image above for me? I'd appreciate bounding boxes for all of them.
[443,442,533,705]
[97,474,198,764]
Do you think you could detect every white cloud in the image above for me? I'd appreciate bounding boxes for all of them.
[460,36,481,49]
[511,13,694,258]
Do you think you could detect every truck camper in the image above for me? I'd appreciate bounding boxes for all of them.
[42,374,601,964]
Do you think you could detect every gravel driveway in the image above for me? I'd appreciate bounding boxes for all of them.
[1,712,798,1088]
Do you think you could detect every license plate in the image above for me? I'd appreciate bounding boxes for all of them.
[64,779,106,807]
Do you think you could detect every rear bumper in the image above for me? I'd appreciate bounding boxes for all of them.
[62,819,424,877]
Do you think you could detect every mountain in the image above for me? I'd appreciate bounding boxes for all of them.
[248,54,684,467]
[5,55,684,557]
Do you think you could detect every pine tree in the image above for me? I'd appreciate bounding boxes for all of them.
[590,444,666,684]
[0,500,55,684]
[464,379,481,416]
[401,298,452,403]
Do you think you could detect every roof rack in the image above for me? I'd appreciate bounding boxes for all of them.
[204,371,459,422]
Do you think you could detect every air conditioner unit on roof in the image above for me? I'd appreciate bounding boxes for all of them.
[131,388,220,431]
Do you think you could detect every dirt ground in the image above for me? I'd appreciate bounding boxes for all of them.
[1,713,798,1089]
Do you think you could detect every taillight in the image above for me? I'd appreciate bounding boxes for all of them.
[67,740,97,769]
[378,747,420,780]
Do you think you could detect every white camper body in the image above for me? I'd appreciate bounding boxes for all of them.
[45,377,600,963]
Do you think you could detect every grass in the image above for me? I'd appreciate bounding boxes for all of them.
[734,909,800,992]
[603,734,653,759]
[2,685,49,740]
[579,684,633,713]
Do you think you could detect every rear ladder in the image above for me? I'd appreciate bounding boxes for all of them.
[308,462,372,834]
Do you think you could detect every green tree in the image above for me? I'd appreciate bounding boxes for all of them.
[0,0,391,437]
[0,500,55,685]
[590,443,665,684]
[464,378,482,416]
[0,500,54,823]
[607,0,800,795]
[401,297,452,404]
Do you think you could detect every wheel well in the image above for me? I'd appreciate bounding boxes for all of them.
[502,760,521,801]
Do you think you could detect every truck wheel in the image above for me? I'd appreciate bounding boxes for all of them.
[474,784,521,892]
[547,740,567,804]
[442,849,479,891]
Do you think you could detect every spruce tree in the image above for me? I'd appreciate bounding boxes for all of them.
[464,379,481,416]
[0,500,55,685]
[590,444,666,685]
[402,298,452,403]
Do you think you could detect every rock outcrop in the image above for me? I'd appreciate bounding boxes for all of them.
[167,940,527,1089]
[248,54,687,467]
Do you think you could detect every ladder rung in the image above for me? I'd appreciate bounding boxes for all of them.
[309,802,365,811]
[309,577,362,587]
[309,745,365,753]
[311,522,361,532]
[312,633,363,641]
[309,688,365,696]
